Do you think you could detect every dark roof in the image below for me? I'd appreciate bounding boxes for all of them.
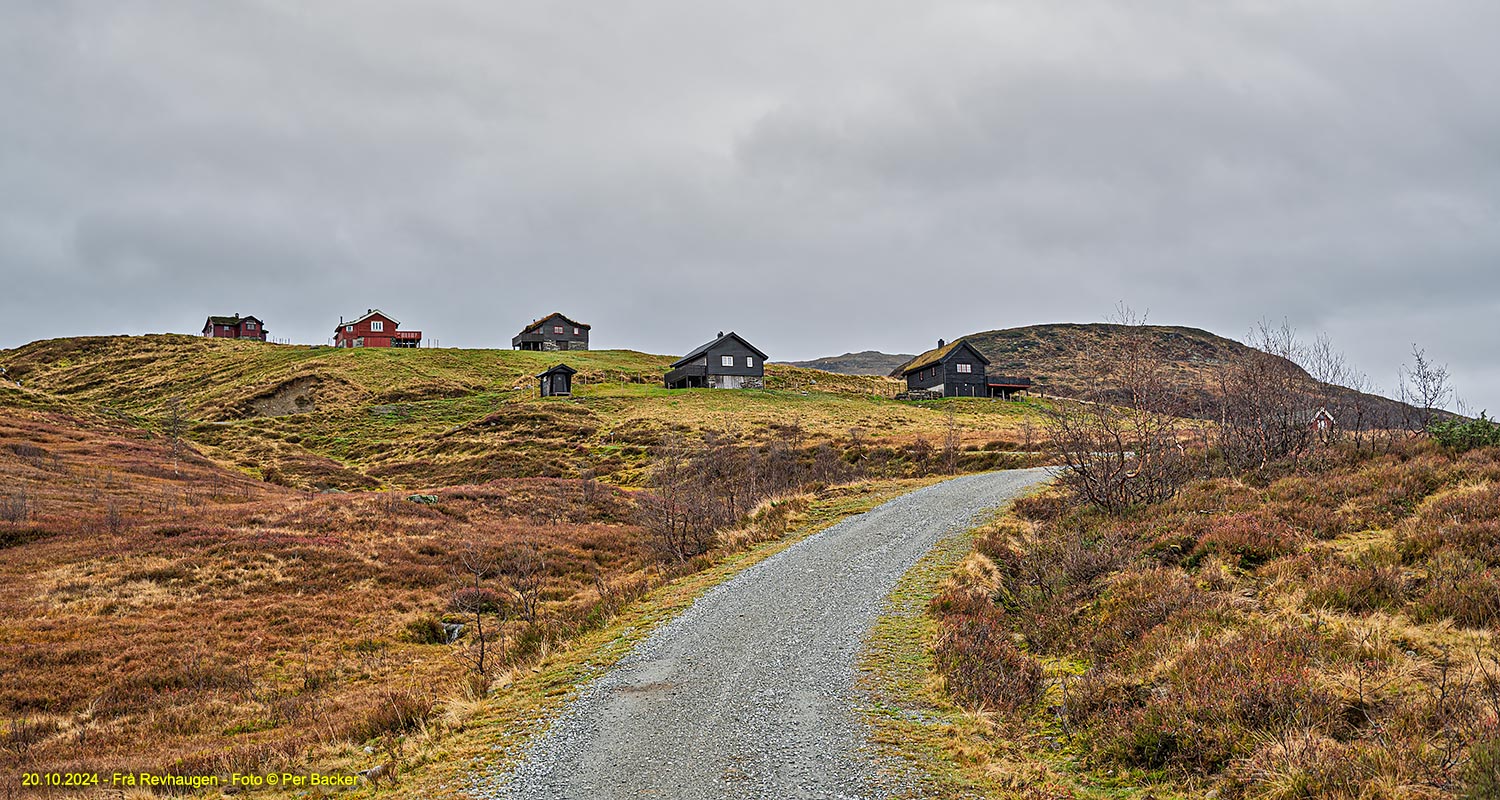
[900,339,990,375]
[537,363,577,377]
[987,377,1033,387]
[672,331,768,368]
[205,315,262,326]
[521,313,591,335]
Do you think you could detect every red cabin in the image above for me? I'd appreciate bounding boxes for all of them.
[203,314,268,341]
[333,309,422,348]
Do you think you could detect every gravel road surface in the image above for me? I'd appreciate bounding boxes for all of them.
[485,468,1052,800]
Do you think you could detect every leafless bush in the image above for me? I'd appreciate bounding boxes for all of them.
[452,544,502,677]
[0,486,30,523]
[1213,319,1322,472]
[637,426,840,562]
[501,543,546,623]
[1402,343,1454,432]
[1044,306,1192,513]
[942,409,961,475]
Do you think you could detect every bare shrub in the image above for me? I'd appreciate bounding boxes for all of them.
[501,543,546,623]
[345,689,433,742]
[932,606,1043,715]
[1043,306,1192,513]
[1215,319,1321,473]
[0,486,30,523]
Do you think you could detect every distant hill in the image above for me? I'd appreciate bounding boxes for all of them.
[891,323,1418,422]
[781,351,915,376]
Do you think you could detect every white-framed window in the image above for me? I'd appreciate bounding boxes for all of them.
[956,363,972,373]
[553,325,564,334]
[345,325,354,332]
[721,355,734,367]
[745,356,754,367]
[573,327,581,335]
[246,322,256,330]
[371,320,384,332]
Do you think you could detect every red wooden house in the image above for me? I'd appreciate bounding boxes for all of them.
[203,314,268,341]
[333,309,422,348]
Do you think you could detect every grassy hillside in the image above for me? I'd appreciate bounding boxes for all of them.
[922,442,1500,798]
[0,335,1047,490]
[893,323,1414,422]
[0,395,951,785]
[782,350,915,376]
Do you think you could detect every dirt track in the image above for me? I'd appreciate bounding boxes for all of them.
[485,468,1052,800]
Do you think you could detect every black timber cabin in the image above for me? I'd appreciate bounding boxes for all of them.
[901,339,1033,399]
[538,364,576,397]
[513,313,590,351]
[664,332,767,390]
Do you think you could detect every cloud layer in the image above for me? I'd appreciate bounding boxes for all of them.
[4,1,1497,408]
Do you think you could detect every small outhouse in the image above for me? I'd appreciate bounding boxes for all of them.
[538,364,576,397]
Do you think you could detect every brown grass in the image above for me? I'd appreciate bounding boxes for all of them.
[928,442,1500,799]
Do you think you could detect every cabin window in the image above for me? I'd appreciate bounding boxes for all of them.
[956,363,971,373]
[721,355,734,367]
[345,325,353,332]
[553,325,564,334]
[246,322,256,330]
[573,327,581,335]
[371,321,384,332]
[745,356,754,368]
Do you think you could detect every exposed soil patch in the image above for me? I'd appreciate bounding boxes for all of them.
[244,376,345,418]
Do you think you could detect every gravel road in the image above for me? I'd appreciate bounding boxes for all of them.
[484,468,1052,800]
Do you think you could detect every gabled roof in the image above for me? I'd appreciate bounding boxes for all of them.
[900,339,990,376]
[205,315,263,327]
[537,363,577,377]
[521,313,591,335]
[1293,407,1338,425]
[672,331,768,368]
[338,309,398,330]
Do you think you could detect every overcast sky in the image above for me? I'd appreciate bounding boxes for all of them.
[3,2,1496,410]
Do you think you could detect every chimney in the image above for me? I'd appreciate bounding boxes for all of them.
[938,338,946,348]
[367,308,372,314]
[718,331,724,338]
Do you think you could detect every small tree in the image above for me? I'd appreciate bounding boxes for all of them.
[942,409,962,475]
[453,544,500,678]
[1043,305,1191,513]
[1402,344,1454,432]
[501,543,547,623]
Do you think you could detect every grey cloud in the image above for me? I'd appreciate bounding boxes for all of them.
[2,0,1497,407]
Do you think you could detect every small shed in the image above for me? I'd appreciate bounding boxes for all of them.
[538,364,577,397]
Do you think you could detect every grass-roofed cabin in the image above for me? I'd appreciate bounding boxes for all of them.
[900,338,991,398]
[664,331,766,390]
[513,312,590,351]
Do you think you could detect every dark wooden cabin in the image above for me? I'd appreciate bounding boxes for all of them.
[664,331,767,390]
[901,339,991,398]
[538,364,576,397]
[902,339,1033,399]
[513,313,590,351]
